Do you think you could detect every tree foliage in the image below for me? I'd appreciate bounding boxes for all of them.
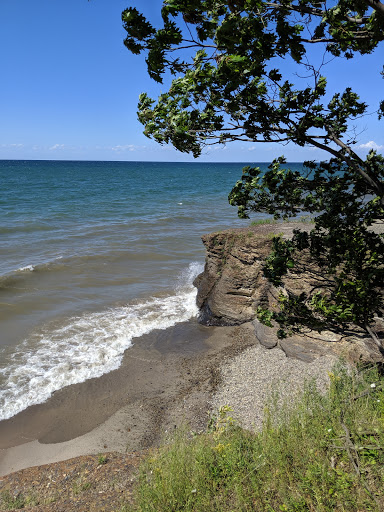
[122,0,384,346]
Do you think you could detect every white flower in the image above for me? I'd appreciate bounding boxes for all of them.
[327,428,332,432]
[370,383,376,388]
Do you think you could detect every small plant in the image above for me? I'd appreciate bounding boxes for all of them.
[80,481,92,491]
[207,405,236,436]
[0,490,26,510]
[98,454,108,465]
[72,478,92,495]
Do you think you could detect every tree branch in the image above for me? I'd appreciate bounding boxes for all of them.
[306,135,384,205]
[365,0,384,15]
[266,1,370,23]
[329,132,384,202]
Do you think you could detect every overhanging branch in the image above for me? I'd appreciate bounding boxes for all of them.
[365,0,384,15]
[307,135,384,204]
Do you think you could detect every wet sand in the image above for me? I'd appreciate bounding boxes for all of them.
[0,320,256,476]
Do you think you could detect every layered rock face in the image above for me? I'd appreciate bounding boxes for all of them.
[194,228,275,326]
[194,224,384,364]
[194,223,311,326]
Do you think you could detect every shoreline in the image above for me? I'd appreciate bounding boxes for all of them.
[3,219,383,478]
[0,320,256,477]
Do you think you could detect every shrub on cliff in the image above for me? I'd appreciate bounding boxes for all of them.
[122,0,384,346]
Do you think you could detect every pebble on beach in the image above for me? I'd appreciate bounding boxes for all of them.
[211,343,338,431]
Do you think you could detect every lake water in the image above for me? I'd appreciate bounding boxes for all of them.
[0,159,303,420]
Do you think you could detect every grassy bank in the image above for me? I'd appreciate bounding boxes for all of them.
[128,364,384,512]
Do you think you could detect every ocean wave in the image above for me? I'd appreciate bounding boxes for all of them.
[0,262,203,421]
[0,257,63,289]
[16,265,35,272]
[0,251,145,290]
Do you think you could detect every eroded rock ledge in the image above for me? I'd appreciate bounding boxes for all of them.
[194,223,307,327]
[194,224,384,364]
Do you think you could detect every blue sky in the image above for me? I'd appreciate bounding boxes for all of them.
[0,0,383,162]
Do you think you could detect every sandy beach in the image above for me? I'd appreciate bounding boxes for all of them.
[0,320,256,477]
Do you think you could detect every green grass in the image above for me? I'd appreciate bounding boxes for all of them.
[250,218,279,226]
[0,490,39,510]
[250,216,315,226]
[0,491,26,510]
[98,454,108,465]
[127,364,384,512]
[297,215,315,223]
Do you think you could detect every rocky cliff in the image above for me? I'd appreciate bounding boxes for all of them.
[194,224,384,364]
[194,227,275,326]
[194,223,313,326]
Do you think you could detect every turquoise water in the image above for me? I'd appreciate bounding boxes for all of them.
[0,159,303,419]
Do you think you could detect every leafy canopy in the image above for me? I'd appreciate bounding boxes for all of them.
[122,0,384,345]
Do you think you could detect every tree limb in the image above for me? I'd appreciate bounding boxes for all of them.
[365,0,384,15]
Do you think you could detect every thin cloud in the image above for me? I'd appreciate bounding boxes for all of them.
[359,140,384,150]
[0,143,24,148]
[111,144,136,152]
[243,144,277,152]
[49,144,65,151]
[209,144,228,151]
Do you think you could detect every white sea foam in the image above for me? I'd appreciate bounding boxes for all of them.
[0,262,203,421]
[16,265,35,272]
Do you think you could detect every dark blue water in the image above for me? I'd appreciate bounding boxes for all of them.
[0,159,303,419]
